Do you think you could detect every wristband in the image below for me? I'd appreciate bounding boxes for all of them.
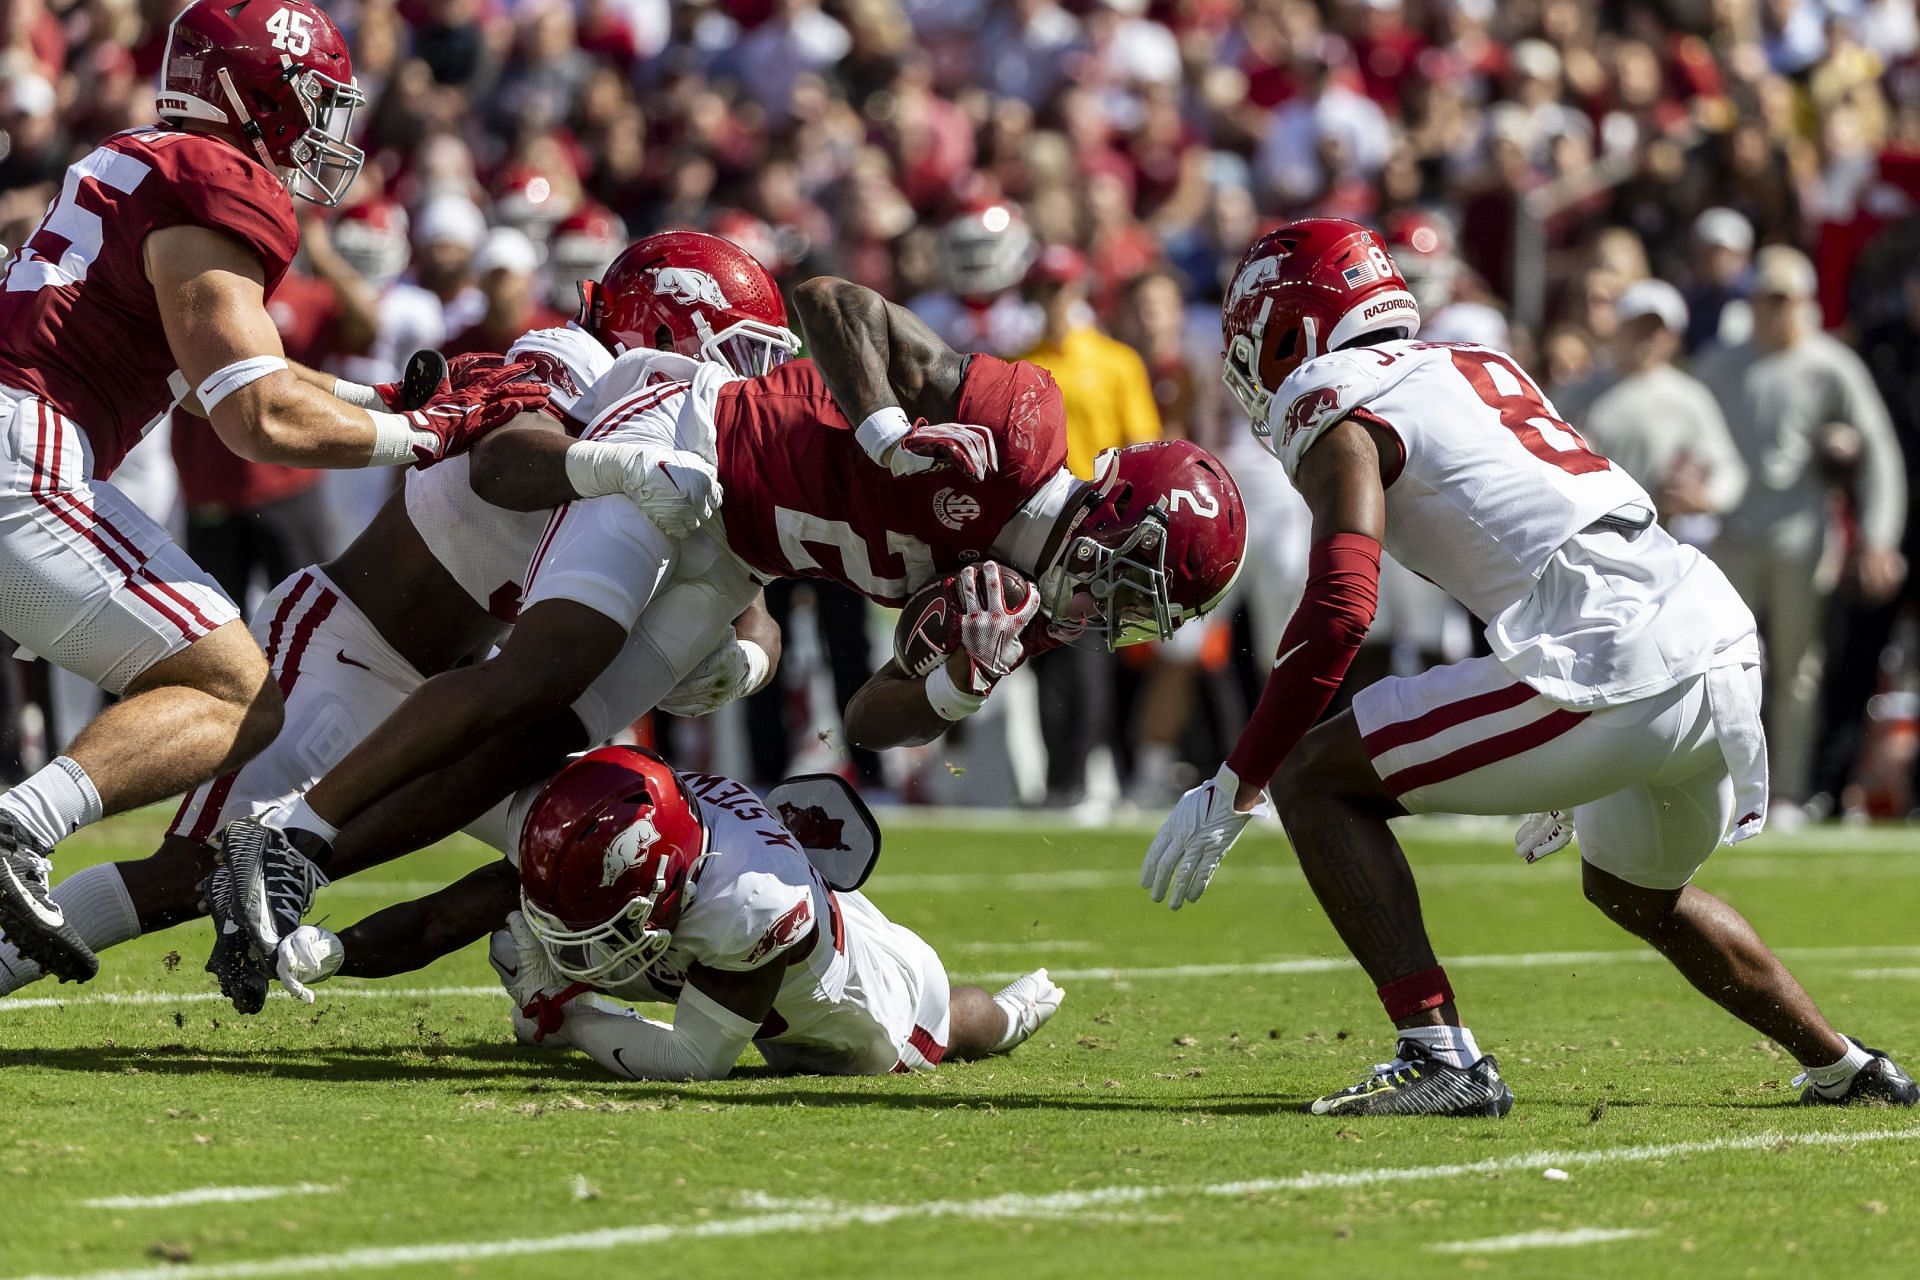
[367,410,436,467]
[332,378,384,409]
[197,356,289,411]
[737,638,772,695]
[854,406,912,465]
[924,662,987,721]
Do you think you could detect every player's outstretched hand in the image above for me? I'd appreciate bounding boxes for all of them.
[659,634,770,717]
[888,421,999,480]
[956,562,1042,690]
[1141,765,1271,910]
[406,359,551,466]
[489,911,579,1046]
[275,924,345,1003]
[1515,809,1573,865]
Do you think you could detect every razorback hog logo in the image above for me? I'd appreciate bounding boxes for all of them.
[1226,251,1288,309]
[599,815,662,889]
[651,266,730,310]
[744,896,813,964]
[1282,385,1344,445]
[518,350,576,399]
[777,802,849,853]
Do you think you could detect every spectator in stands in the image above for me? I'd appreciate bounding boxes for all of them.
[1020,244,1162,807]
[1582,280,1747,546]
[1686,207,1756,353]
[445,227,567,358]
[1698,245,1908,821]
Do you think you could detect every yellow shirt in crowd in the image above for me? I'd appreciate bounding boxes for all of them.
[1022,325,1163,477]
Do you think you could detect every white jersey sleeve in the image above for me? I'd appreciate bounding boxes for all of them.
[1260,346,1402,482]
[671,773,822,973]
[505,325,615,423]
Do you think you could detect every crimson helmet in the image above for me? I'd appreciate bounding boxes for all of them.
[332,198,409,285]
[1384,209,1459,314]
[938,201,1035,301]
[580,229,801,376]
[1040,440,1247,649]
[518,746,709,987]
[1221,217,1420,423]
[157,0,364,207]
[547,202,626,310]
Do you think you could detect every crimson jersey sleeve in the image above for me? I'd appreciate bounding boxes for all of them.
[712,356,1069,605]
[142,131,300,297]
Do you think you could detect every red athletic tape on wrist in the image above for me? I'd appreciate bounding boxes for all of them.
[1376,966,1453,1021]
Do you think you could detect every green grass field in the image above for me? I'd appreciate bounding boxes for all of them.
[3,808,1918,1279]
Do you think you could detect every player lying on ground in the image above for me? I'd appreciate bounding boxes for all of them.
[1143,217,1916,1116]
[0,0,550,980]
[275,746,1064,1079]
[0,232,787,1005]
[204,273,1249,1007]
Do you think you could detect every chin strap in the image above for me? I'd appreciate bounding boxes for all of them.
[215,66,278,171]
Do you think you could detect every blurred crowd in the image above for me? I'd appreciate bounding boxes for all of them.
[0,0,1918,819]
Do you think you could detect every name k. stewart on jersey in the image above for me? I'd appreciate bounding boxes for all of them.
[680,772,800,852]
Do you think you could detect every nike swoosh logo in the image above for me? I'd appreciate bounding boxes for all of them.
[1,863,62,927]
[612,1047,633,1076]
[336,651,371,671]
[1272,639,1308,669]
[498,961,518,978]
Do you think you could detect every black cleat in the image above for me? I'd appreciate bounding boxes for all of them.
[1800,1038,1919,1107]
[1309,1038,1515,1118]
[0,817,95,983]
[200,864,268,1014]
[217,818,330,958]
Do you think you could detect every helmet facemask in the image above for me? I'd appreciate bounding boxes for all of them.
[520,888,672,989]
[693,312,802,377]
[1040,501,1177,651]
[281,67,365,207]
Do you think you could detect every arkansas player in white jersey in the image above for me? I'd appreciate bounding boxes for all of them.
[1142,217,1915,1116]
[274,747,1063,1079]
[0,0,549,980]
[203,264,1247,1010]
[0,234,789,1007]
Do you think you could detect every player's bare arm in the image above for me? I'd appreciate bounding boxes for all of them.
[148,224,547,469]
[845,659,949,750]
[792,276,1002,479]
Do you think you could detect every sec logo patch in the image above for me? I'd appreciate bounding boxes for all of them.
[933,487,982,531]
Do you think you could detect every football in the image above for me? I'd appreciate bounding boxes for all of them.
[892,565,1034,677]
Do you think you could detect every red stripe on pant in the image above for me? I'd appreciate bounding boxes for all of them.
[1361,681,1539,757]
[30,405,216,639]
[520,502,571,598]
[1378,707,1588,798]
[180,577,334,844]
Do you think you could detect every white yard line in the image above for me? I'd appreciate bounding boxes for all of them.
[1429,1227,1654,1254]
[8,1127,1915,1280]
[83,1186,336,1211]
[7,944,1919,1013]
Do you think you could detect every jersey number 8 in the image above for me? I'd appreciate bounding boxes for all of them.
[1445,347,1608,477]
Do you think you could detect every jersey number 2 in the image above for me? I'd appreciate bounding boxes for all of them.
[1447,348,1609,476]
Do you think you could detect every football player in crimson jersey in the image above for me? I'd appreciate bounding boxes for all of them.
[270,747,1064,1079]
[1142,218,1915,1116]
[0,0,550,980]
[0,231,789,1009]
[202,270,1247,1008]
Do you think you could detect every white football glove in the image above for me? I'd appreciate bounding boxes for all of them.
[564,442,722,536]
[275,924,345,1003]
[956,562,1042,690]
[488,911,575,1046]
[1516,809,1574,864]
[657,635,772,718]
[886,422,999,480]
[1141,765,1272,911]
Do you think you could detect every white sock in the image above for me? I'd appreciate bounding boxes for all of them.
[52,864,139,950]
[1398,1023,1483,1069]
[0,756,104,850]
[988,968,1065,1053]
[279,794,340,845]
[1803,1037,1875,1095]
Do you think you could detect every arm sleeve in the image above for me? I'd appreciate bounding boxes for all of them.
[1834,348,1908,548]
[562,984,760,1081]
[1225,533,1382,789]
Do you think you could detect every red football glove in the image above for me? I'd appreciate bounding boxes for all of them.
[404,358,551,466]
[889,421,1000,481]
[955,562,1043,694]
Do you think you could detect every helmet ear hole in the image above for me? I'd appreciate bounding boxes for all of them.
[1260,325,1298,385]
[652,324,672,353]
